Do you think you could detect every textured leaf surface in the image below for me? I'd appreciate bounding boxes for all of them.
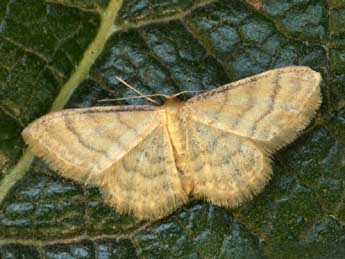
[0,0,344,258]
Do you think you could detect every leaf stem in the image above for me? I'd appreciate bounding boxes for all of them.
[0,150,34,203]
[0,0,123,205]
[51,0,123,110]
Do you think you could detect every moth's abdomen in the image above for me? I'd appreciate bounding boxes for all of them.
[161,99,188,167]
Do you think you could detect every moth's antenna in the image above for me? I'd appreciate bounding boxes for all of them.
[170,90,201,98]
[115,76,160,105]
[98,94,169,102]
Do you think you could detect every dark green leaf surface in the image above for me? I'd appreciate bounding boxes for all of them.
[0,0,344,258]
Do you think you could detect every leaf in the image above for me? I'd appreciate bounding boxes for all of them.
[0,0,344,258]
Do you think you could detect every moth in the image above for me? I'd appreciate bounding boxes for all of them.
[22,66,322,220]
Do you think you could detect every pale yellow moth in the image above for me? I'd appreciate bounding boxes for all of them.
[22,66,322,220]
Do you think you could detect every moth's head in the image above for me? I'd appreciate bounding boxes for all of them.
[162,95,183,107]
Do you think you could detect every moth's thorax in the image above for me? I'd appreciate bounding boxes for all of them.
[160,97,189,174]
